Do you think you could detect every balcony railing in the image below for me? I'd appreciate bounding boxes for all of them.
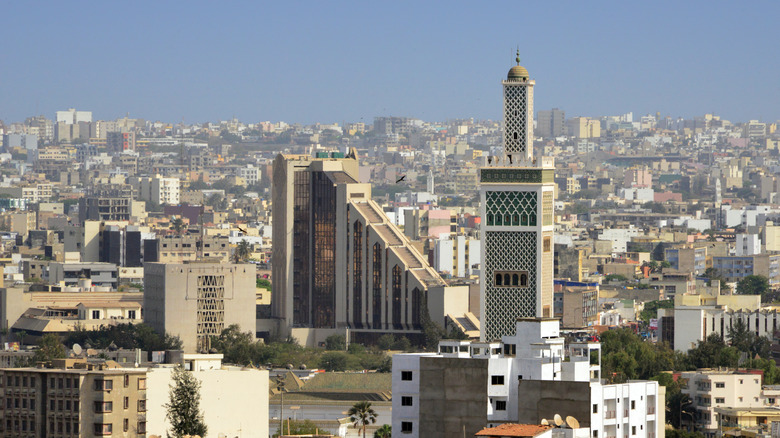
[647,407,655,414]
[606,411,616,419]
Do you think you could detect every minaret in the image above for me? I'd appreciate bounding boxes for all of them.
[427,169,435,194]
[479,52,556,341]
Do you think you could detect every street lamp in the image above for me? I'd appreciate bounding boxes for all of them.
[276,376,285,436]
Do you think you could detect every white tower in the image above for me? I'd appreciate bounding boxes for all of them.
[427,169,435,194]
[479,52,556,341]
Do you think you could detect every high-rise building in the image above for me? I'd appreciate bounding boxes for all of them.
[271,150,469,346]
[479,53,556,341]
[536,108,565,138]
[143,262,256,352]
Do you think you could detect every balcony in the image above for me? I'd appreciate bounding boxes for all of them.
[647,407,655,415]
[606,411,616,419]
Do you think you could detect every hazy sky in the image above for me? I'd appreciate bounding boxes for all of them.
[2,1,779,125]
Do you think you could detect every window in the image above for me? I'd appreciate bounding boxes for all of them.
[715,382,725,388]
[138,378,146,390]
[138,399,147,412]
[401,422,413,433]
[769,398,776,404]
[128,310,136,319]
[94,401,113,413]
[401,396,413,406]
[739,379,743,384]
[92,310,101,319]
[124,375,130,387]
[715,398,725,404]
[94,379,113,391]
[123,397,129,409]
[593,404,598,413]
[593,431,599,438]
[401,371,413,381]
[631,400,635,409]
[138,421,146,434]
[94,423,112,436]
[491,375,505,385]
[496,400,507,411]
[123,418,129,432]
[632,426,636,436]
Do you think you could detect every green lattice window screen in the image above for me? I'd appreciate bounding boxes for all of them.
[485,191,537,226]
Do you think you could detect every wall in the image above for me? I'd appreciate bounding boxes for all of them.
[516,380,591,427]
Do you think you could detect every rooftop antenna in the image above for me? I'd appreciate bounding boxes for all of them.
[554,414,563,427]
[72,343,83,356]
[566,416,580,429]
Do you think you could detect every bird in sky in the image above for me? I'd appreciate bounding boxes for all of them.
[396,175,406,183]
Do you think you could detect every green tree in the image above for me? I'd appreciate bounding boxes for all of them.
[170,217,186,235]
[165,366,208,438]
[33,334,66,363]
[319,351,351,371]
[325,334,346,351]
[348,401,378,438]
[688,333,739,369]
[272,419,328,437]
[234,239,251,263]
[702,268,728,292]
[377,334,395,350]
[374,424,392,438]
[727,318,771,359]
[257,278,271,290]
[16,330,27,348]
[211,324,258,365]
[639,299,674,323]
[736,275,769,300]
[391,336,412,351]
[605,274,628,283]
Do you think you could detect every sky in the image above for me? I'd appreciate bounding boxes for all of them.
[2,1,780,125]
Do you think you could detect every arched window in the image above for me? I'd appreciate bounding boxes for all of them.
[495,274,503,286]
[504,274,510,286]
[520,273,528,287]
[513,132,518,140]
[487,214,493,226]
[512,274,519,286]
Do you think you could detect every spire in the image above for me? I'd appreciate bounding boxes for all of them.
[515,47,520,66]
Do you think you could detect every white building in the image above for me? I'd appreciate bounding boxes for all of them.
[735,233,761,256]
[598,227,640,254]
[238,164,262,186]
[392,318,663,438]
[680,370,780,437]
[432,235,480,278]
[146,354,269,438]
[56,108,92,124]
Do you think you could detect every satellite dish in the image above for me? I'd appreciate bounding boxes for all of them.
[554,414,563,427]
[73,344,83,356]
[566,416,580,429]
[541,419,549,426]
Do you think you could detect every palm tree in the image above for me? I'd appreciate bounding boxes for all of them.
[374,424,391,438]
[171,217,186,235]
[348,401,378,438]
[234,239,251,263]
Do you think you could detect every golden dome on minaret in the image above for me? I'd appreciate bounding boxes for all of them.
[507,49,529,81]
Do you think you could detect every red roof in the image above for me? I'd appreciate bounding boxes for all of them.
[475,424,553,437]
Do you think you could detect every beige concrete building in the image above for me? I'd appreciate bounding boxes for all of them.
[0,359,148,437]
[680,369,780,436]
[144,262,256,352]
[155,234,230,263]
[272,151,469,346]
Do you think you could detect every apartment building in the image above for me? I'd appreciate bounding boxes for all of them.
[0,359,147,437]
[680,369,780,437]
[392,318,663,438]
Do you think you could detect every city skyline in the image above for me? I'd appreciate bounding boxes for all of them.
[2,1,780,125]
